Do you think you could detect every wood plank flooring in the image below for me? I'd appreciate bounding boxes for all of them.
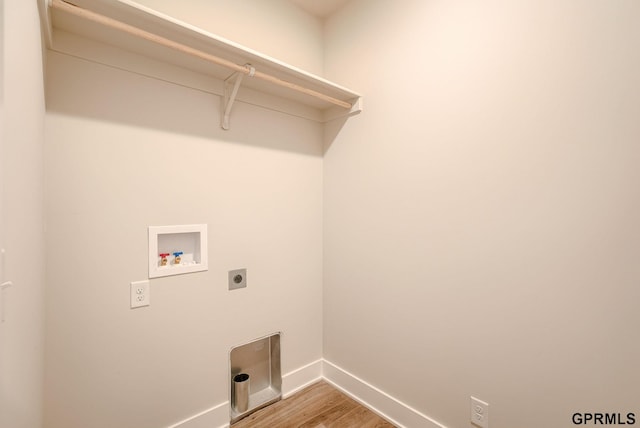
[232,381,396,428]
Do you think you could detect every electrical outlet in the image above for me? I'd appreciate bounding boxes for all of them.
[471,396,489,428]
[130,280,150,309]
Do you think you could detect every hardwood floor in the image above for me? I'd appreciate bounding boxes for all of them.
[232,381,396,428]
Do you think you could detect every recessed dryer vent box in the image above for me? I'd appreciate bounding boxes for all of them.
[230,333,281,424]
[148,224,208,278]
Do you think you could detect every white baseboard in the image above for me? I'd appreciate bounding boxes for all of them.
[282,358,323,398]
[166,401,229,428]
[322,359,447,428]
[167,358,323,428]
[168,359,445,428]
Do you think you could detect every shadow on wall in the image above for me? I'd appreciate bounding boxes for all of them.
[45,51,325,157]
[323,116,349,155]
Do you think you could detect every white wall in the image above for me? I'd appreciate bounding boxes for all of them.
[43,3,324,427]
[130,0,324,76]
[0,1,46,428]
[323,1,640,427]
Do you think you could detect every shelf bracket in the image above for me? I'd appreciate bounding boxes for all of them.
[222,64,254,130]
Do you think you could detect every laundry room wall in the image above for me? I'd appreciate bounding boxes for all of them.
[323,1,640,427]
[0,1,46,428]
[43,2,324,428]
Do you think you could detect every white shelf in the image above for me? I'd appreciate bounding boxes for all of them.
[43,0,362,123]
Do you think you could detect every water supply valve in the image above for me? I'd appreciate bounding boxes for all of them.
[159,253,170,266]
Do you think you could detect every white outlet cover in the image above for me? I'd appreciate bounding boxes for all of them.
[130,280,150,309]
[471,396,489,428]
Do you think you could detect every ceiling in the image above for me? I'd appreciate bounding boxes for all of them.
[288,0,351,18]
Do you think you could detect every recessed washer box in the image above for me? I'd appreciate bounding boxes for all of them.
[148,224,208,278]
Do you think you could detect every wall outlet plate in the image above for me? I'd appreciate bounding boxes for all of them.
[228,269,247,291]
[130,280,150,308]
[471,396,489,428]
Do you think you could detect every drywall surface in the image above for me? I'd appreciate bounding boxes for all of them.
[323,1,640,427]
[130,0,324,76]
[43,45,323,428]
[0,1,46,428]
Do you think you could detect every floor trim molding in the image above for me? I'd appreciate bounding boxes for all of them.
[282,358,323,398]
[168,358,446,428]
[167,358,323,428]
[322,359,447,428]
[166,401,228,428]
